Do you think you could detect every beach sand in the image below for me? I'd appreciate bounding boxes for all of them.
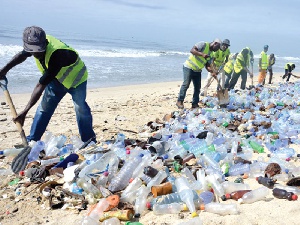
[1,72,300,225]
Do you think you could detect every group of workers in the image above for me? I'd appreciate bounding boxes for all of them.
[0,26,298,144]
[176,38,297,109]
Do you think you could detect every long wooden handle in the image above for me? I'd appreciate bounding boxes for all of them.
[3,90,28,146]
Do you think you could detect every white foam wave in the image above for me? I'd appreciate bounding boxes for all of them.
[0,44,23,56]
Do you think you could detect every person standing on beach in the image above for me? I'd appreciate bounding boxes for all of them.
[201,39,231,95]
[264,53,276,84]
[0,26,96,143]
[176,39,221,109]
[228,47,254,90]
[258,45,269,85]
[224,53,238,89]
[283,63,296,82]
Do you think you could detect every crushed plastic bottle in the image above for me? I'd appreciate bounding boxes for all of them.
[27,141,45,162]
[238,186,269,204]
[201,202,239,215]
[153,202,183,215]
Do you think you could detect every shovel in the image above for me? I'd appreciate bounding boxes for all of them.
[0,78,32,173]
[215,77,229,106]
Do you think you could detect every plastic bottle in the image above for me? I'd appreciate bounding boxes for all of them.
[40,156,64,166]
[180,167,202,191]
[201,153,220,169]
[206,174,225,199]
[108,154,144,192]
[76,177,102,199]
[274,184,300,195]
[143,166,159,178]
[201,202,238,215]
[189,139,208,157]
[221,181,250,194]
[134,185,150,217]
[224,190,252,201]
[199,191,214,205]
[102,217,121,225]
[81,198,109,225]
[249,140,264,153]
[147,170,167,188]
[0,148,23,157]
[228,163,250,176]
[175,177,198,217]
[272,188,298,201]
[176,217,203,225]
[267,148,295,160]
[27,141,45,162]
[96,171,109,188]
[120,177,142,203]
[70,135,84,150]
[132,151,153,179]
[256,176,275,189]
[238,186,269,204]
[0,168,14,176]
[79,151,118,179]
[153,202,183,215]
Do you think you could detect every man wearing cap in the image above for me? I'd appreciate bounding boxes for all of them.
[228,47,254,90]
[201,39,231,96]
[176,39,221,109]
[283,63,297,81]
[0,26,96,143]
[258,45,269,85]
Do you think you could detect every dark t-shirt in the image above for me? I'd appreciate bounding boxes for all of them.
[23,49,77,85]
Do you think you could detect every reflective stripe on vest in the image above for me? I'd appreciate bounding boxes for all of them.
[213,48,230,67]
[260,51,268,69]
[185,42,210,71]
[35,35,88,89]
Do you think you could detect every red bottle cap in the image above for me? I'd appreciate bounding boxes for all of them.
[129,178,134,183]
[103,171,109,176]
[292,195,298,200]
[146,202,151,209]
[126,149,131,155]
[19,171,25,176]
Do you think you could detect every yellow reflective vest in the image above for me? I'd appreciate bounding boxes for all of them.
[234,48,251,73]
[224,53,235,74]
[35,35,88,89]
[213,48,230,67]
[260,51,268,69]
[184,42,211,72]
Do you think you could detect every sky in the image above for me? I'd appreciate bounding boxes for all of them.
[1,0,300,56]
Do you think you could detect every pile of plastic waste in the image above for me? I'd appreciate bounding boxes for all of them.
[1,82,300,225]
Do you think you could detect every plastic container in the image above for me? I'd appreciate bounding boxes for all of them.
[201,202,238,215]
[272,188,298,201]
[132,151,152,179]
[76,177,102,199]
[134,185,150,217]
[108,154,144,192]
[102,217,121,225]
[81,198,109,225]
[189,139,208,157]
[224,190,252,201]
[199,191,214,205]
[238,186,269,204]
[96,171,109,188]
[274,184,300,195]
[175,177,198,217]
[27,141,45,162]
[0,148,23,157]
[147,170,167,188]
[228,163,250,176]
[249,140,264,153]
[153,202,183,215]
[256,176,275,189]
[40,156,64,166]
[201,153,220,169]
[206,174,225,199]
[267,148,295,160]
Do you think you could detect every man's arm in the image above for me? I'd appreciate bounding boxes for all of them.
[0,51,30,79]
[13,82,46,126]
[190,45,210,59]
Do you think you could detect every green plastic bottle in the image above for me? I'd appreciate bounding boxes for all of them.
[249,140,264,153]
[125,222,143,225]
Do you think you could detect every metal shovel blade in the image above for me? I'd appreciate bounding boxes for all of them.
[217,88,229,106]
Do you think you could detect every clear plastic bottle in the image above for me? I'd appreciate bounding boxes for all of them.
[238,186,269,204]
[108,154,144,192]
[272,188,298,201]
[40,156,64,166]
[175,176,198,217]
[221,181,250,194]
[120,177,142,203]
[189,139,208,158]
[147,170,167,188]
[79,151,118,179]
[206,174,225,199]
[181,167,202,191]
[201,153,220,169]
[81,198,109,225]
[134,185,150,217]
[132,151,153,179]
[76,177,102,199]
[96,171,109,188]
[228,163,250,176]
[267,148,295,160]
[101,217,121,225]
[199,191,214,205]
[27,141,45,162]
[153,202,183,215]
[0,148,23,157]
[201,202,238,215]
